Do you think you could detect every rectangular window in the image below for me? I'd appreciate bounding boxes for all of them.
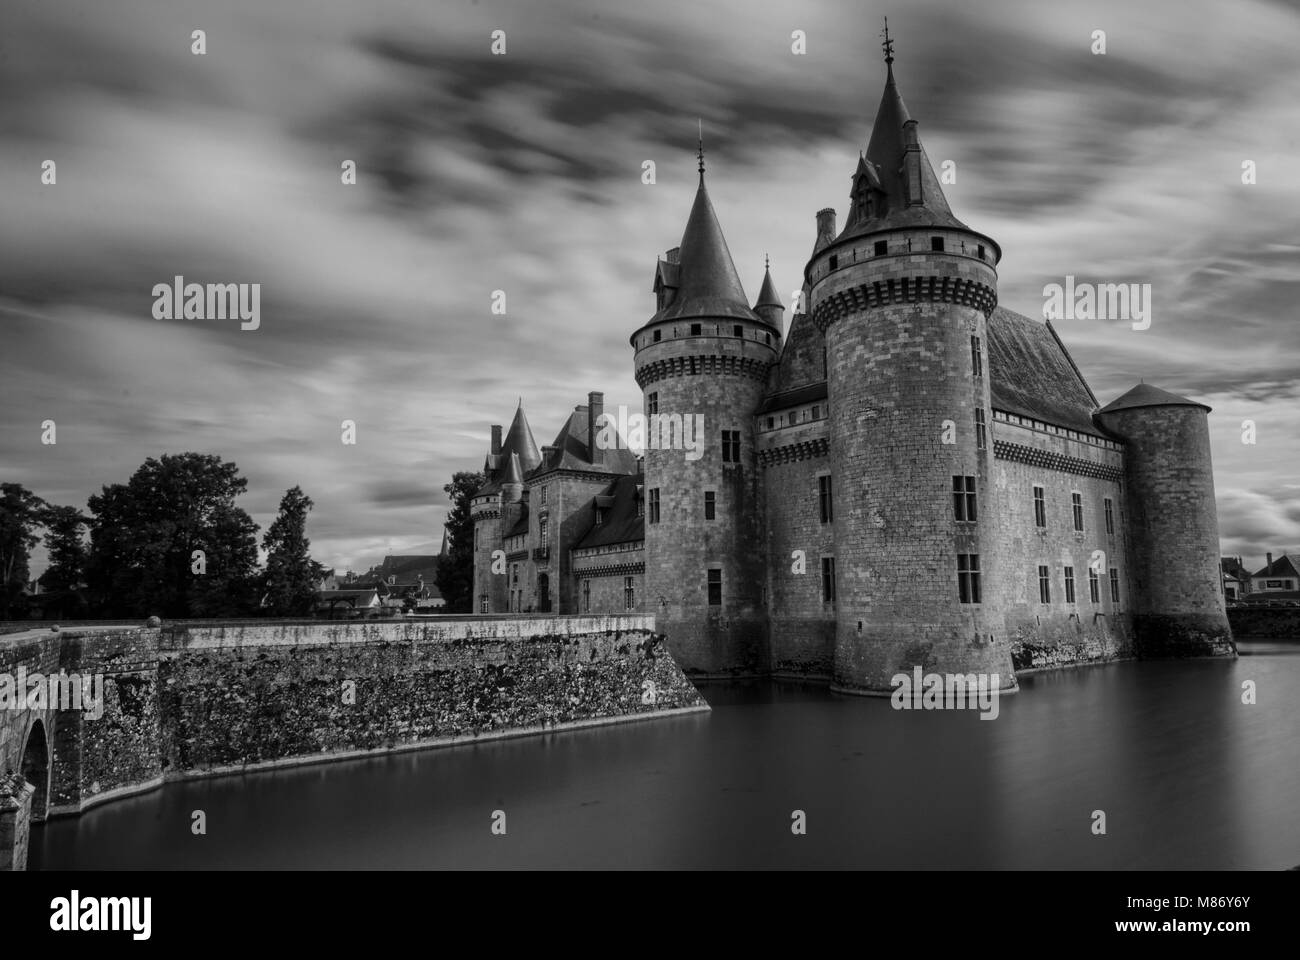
[479,595,488,613]
[1038,565,1051,603]
[707,569,722,606]
[704,490,716,520]
[1109,568,1120,604]
[1072,492,1084,532]
[821,556,836,602]
[975,408,987,450]
[1064,566,1076,604]
[829,254,838,270]
[957,554,981,604]
[952,475,977,522]
[540,485,547,505]
[540,517,549,544]
[624,576,635,611]
[818,475,833,524]
[511,564,518,586]
[636,495,644,518]
[931,236,945,252]
[595,507,605,525]
[733,324,743,338]
[767,417,775,429]
[811,404,820,419]
[582,579,590,613]
[1033,486,1046,528]
[970,335,983,377]
[721,429,741,462]
[978,244,986,260]
[653,329,661,342]
[1104,497,1114,535]
[874,240,887,256]
[648,488,660,524]
[647,392,658,416]
[690,323,702,336]
[1089,568,1101,603]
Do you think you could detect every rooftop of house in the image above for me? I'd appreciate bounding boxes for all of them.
[575,474,645,550]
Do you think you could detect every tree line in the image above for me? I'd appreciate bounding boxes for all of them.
[1,452,324,620]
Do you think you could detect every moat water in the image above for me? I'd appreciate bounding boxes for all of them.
[31,640,1300,869]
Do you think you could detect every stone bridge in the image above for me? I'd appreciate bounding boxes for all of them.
[1,615,704,870]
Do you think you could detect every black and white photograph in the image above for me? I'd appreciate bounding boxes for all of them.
[1,0,1296,935]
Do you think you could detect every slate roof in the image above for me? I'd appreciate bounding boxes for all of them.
[754,265,784,309]
[1252,554,1300,579]
[836,63,968,240]
[575,474,645,549]
[1221,558,1251,581]
[649,175,765,326]
[1095,382,1211,415]
[986,307,1102,436]
[759,381,828,414]
[533,404,639,477]
[504,508,529,539]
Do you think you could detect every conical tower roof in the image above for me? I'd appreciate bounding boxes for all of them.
[502,451,523,485]
[1096,383,1211,415]
[838,59,967,239]
[654,169,761,324]
[500,400,541,473]
[754,261,783,309]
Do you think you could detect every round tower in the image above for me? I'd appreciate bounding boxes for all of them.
[630,153,780,676]
[1095,384,1235,657]
[470,404,541,614]
[807,52,1015,693]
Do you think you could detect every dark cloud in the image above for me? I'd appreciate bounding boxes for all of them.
[3,0,1297,570]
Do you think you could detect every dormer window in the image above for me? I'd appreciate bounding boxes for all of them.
[595,507,605,525]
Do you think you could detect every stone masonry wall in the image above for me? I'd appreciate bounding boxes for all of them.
[990,418,1135,670]
[0,616,705,868]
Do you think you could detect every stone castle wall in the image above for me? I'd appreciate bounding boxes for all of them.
[989,417,1135,669]
[0,615,705,869]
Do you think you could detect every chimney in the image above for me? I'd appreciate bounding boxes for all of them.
[814,208,837,254]
[490,424,502,455]
[588,391,605,466]
[1267,552,1274,572]
[665,247,680,264]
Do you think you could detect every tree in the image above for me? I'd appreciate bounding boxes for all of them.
[85,453,261,618]
[38,504,89,617]
[0,483,45,618]
[435,471,484,613]
[262,486,324,616]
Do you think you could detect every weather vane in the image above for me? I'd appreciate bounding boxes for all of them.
[881,17,894,65]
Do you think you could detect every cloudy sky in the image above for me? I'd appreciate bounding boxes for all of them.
[3,0,1297,574]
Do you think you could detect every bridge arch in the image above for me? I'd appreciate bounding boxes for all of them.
[20,719,50,823]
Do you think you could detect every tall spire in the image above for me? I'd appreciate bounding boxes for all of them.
[697,119,705,181]
[651,147,761,324]
[837,24,965,239]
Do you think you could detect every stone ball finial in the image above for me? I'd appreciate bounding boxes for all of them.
[50,625,60,633]
[146,616,162,628]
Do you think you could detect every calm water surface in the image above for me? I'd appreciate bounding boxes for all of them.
[32,641,1300,869]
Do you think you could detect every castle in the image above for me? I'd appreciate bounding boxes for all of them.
[471,46,1235,693]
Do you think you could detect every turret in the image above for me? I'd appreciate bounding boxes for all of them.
[753,258,785,332]
[1094,384,1235,657]
[806,39,1012,693]
[630,145,779,676]
[471,400,540,613]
